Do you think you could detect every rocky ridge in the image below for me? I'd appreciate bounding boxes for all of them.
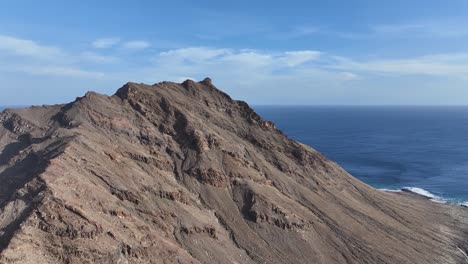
[0,78,467,263]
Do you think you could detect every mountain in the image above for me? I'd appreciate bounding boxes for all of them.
[0,78,467,264]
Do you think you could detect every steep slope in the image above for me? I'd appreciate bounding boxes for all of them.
[0,78,467,264]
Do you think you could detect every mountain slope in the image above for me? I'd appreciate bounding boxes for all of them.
[0,78,467,264]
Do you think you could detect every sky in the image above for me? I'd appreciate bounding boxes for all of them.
[1,0,468,105]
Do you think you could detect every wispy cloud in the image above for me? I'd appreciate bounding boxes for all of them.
[339,72,360,80]
[79,51,119,64]
[153,47,324,72]
[0,35,109,79]
[3,33,468,105]
[159,47,229,61]
[17,66,105,78]
[111,45,468,95]
[282,51,321,66]
[271,25,322,39]
[4,34,468,82]
[330,53,468,78]
[122,40,151,50]
[281,20,468,41]
[372,21,468,38]
[127,47,353,104]
[270,25,369,41]
[92,38,151,51]
[141,47,356,97]
[0,35,64,59]
[92,38,120,49]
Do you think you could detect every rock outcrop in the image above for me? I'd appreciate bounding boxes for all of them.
[0,79,467,263]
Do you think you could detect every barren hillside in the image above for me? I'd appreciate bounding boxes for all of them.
[0,78,467,263]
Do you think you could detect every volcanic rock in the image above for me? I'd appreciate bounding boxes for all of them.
[0,79,467,263]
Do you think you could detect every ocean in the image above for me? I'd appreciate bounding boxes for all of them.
[255,106,468,205]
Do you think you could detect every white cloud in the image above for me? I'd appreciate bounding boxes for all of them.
[79,51,119,64]
[330,53,468,77]
[92,38,120,49]
[3,34,468,105]
[156,48,321,69]
[282,50,321,66]
[3,34,468,83]
[372,22,468,38]
[339,72,360,80]
[122,40,151,50]
[137,47,358,101]
[159,47,229,61]
[92,38,151,50]
[0,35,64,59]
[17,66,105,78]
[285,20,468,41]
[0,35,108,79]
[147,47,468,86]
[218,50,273,68]
[135,47,468,104]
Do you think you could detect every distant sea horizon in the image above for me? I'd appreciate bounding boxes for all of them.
[255,105,468,206]
[255,104,468,106]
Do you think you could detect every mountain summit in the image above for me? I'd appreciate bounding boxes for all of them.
[0,79,467,263]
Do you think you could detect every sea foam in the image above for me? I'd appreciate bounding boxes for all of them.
[380,187,468,207]
[401,187,441,200]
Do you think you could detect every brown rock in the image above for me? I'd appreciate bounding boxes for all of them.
[0,78,467,264]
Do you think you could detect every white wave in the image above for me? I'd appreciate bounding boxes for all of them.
[380,187,468,208]
[401,187,441,200]
[378,188,401,193]
[431,199,448,204]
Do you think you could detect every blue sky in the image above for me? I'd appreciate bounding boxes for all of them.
[1,0,468,105]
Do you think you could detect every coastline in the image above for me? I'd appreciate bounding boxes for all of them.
[381,187,468,208]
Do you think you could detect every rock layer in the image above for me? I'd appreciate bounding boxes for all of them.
[0,79,467,263]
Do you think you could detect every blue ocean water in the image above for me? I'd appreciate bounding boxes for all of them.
[255,106,468,204]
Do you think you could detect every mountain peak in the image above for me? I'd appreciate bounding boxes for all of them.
[200,77,213,85]
[114,81,145,100]
[0,80,467,263]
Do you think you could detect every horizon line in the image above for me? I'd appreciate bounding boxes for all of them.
[252,104,468,107]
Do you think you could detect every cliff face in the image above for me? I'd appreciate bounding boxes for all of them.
[0,78,467,264]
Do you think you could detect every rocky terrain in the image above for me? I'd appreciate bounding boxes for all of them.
[0,78,467,263]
